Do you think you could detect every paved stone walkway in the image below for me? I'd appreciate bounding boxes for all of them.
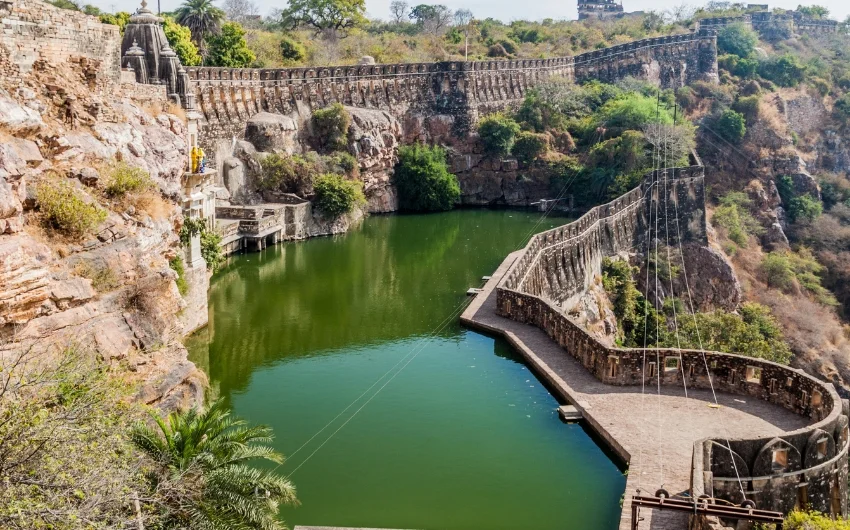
[461,252,812,530]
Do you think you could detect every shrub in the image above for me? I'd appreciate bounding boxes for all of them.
[104,163,153,198]
[37,181,107,236]
[784,510,850,530]
[834,93,850,121]
[478,113,521,156]
[732,95,761,121]
[788,194,823,223]
[392,144,460,211]
[759,54,806,87]
[312,174,365,218]
[327,151,359,175]
[74,260,120,292]
[597,93,673,130]
[312,103,351,152]
[169,256,189,296]
[675,302,792,364]
[279,36,306,62]
[511,131,550,165]
[602,258,664,347]
[258,152,318,196]
[712,192,763,247]
[715,109,747,142]
[761,252,795,290]
[717,22,758,57]
[200,229,223,272]
[180,217,223,272]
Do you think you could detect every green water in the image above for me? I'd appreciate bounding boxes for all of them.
[188,209,625,530]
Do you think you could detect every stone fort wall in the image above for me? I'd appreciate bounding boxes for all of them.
[185,32,718,154]
[0,0,121,82]
[495,161,850,518]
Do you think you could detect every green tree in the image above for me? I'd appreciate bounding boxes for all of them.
[99,11,131,32]
[313,174,366,217]
[393,144,460,211]
[175,0,225,50]
[206,21,256,67]
[280,0,368,38]
[131,399,297,530]
[163,16,202,66]
[717,22,758,57]
[477,113,521,156]
[715,109,747,142]
[511,131,550,165]
[795,5,829,18]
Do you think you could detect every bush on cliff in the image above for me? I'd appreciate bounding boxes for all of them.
[103,162,154,198]
[714,109,747,142]
[312,103,351,152]
[511,131,550,165]
[478,113,521,156]
[758,54,807,88]
[37,181,108,237]
[602,258,664,348]
[313,174,365,218]
[393,144,460,211]
[712,191,763,247]
[717,22,758,58]
[596,93,673,131]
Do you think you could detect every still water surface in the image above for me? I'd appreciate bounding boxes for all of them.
[188,210,625,530]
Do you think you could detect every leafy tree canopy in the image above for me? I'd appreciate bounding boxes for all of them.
[393,144,460,211]
[206,21,256,67]
[280,0,368,36]
[163,16,203,66]
[717,21,758,57]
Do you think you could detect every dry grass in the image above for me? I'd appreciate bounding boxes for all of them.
[166,102,187,123]
[133,192,175,221]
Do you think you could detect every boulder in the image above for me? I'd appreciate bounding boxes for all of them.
[0,90,43,133]
[245,112,298,153]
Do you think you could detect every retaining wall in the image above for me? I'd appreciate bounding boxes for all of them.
[495,159,849,519]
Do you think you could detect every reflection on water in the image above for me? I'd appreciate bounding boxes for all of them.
[188,209,625,530]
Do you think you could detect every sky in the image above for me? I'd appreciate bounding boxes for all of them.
[90,0,850,26]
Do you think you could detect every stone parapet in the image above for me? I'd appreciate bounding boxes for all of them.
[494,156,849,518]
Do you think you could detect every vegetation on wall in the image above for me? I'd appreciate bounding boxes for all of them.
[180,217,224,272]
[312,103,352,152]
[393,144,460,211]
[36,180,108,237]
[313,174,366,217]
[601,257,793,364]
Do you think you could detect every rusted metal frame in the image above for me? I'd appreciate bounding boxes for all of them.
[630,495,784,528]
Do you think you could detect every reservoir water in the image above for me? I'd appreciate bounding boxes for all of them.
[188,209,625,530]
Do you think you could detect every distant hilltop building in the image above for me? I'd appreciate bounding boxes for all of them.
[577,0,624,20]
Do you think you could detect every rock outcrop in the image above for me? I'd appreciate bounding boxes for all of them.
[0,55,204,411]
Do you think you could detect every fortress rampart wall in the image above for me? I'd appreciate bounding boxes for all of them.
[0,0,121,82]
[495,159,850,518]
[183,33,717,153]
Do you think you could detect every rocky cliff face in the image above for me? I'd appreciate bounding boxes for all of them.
[0,57,205,411]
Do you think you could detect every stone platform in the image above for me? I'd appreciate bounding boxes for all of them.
[461,252,812,530]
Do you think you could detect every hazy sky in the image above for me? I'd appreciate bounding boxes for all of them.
[91,0,850,26]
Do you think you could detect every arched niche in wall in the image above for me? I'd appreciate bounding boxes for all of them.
[803,428,836,468]
[752,437,802,476]
[833,414,848,449]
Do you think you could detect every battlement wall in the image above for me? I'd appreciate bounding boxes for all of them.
[182,33,717,152]
[0,0,121,82]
